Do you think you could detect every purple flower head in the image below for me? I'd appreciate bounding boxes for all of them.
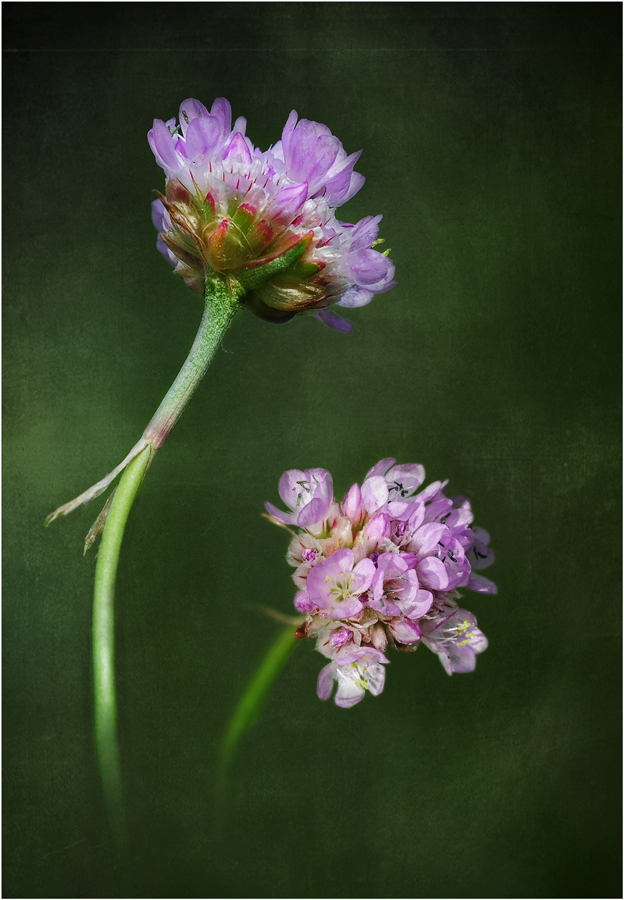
[148,98,396,330]
[266,458,497,707]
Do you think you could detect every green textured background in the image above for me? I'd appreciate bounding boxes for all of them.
[3,4,621,897]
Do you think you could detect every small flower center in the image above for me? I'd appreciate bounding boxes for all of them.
[330,627,352,648]
[455,619,477,646]
[292,479,311,507]
[349,661,369,691]
[392,520,407,543]
[389,480,410,499]
[328,571,353,603]
[291,474,320,508]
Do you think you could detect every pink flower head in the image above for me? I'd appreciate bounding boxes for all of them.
[148,98,396,330]
[266,459,496,707]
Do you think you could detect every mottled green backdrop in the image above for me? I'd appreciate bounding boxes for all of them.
[3,4,621,898]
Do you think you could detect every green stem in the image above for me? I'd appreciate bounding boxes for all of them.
[92,444,151,852]
[144,273,245,449]
[91,273,245,851]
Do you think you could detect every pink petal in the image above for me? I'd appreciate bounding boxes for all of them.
[389,619,422,644]
[363,513,391,544]
[333,596,364,619]
[339,170,366,204]
[315,309,353,332]
[317,664,335,701]
[401,588,433,619]
[315,548,354,586]
[342,482,363,523]
[371,567,385,602]
[448,644,477,674]
[185,114,221,159]
[148,118,179,170]
[210,97,232,136]
[294,591,315,614]
[270,182,308,221]
[362,475,388,514]
[377,553,408,579]
[351,558,376,594]
[366,662,386,696]
[348,248,394,288]
[280,109,299,159]
[334,674,365,708]
[407,504,425,533]
[264,501,295,525]
[232,115,247,136]
[225,132,253,165]
[278,469,307,510]
[417,556,449,590]
[365,458,396,480]
[386,462,426,494]
[411,522,447,555]
[297,496,328,528]
[336,287,374,309]
[467,573,498,594]
[178,98,210,134]
[310,470,333,506]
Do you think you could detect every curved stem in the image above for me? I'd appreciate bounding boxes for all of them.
[92,444,151,853]
[143,273,245,448]
[46,273,245,522]
[88,273,245,850]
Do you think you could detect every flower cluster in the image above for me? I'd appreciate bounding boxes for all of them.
[149,98,396,331]
[266,459,496,708]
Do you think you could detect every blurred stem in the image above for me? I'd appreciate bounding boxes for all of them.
[219,627,301,803]
[92,444,151,854]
